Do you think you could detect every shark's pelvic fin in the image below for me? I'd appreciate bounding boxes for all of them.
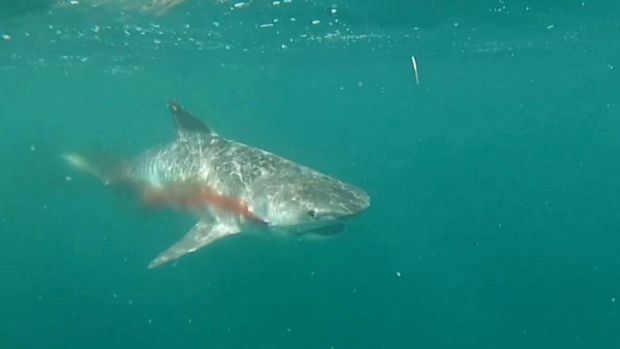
[148,219,240,268]
[168,100,212,137]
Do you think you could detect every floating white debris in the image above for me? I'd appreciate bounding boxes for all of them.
[1,34,10,41]
[69,0,80,5]
[331,8,337,15]
[233,2,249,9]
[272,1,280,6]
[613,297,616,303]
[312,20,321,25]
[30,145,36,151]
[396,271,402,278]
[410,56,420,85]
[546,24,555,30]
[259,23,275,28]
[65,176,72,182]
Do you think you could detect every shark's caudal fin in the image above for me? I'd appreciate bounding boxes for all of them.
[62,153,129,185]
[148,219,240,268]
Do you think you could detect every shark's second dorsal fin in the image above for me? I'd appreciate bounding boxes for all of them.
[168,101,212,136]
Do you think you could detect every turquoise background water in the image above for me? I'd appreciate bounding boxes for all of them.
[1,1,619,348]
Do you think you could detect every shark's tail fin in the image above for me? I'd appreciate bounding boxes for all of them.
[62,153,130,186]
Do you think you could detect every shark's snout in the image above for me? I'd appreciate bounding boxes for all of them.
[253,175,369,228]
[311,184,370,219]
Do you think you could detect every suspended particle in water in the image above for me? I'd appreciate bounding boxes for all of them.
[410,56,420,85]
[233,2,249,9]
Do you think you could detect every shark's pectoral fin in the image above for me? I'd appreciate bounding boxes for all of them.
[148,220,240,269]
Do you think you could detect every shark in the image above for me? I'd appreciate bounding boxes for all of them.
[63,101,370,268]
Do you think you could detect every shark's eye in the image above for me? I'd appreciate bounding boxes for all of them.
[307,210,318,218]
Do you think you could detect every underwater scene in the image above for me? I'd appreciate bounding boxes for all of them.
[0,0,619,348]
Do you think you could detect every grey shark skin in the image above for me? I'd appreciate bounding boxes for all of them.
[64,101,370,268]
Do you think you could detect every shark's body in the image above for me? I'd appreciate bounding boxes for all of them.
[65,101,369,268]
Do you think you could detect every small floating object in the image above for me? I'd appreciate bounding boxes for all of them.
[1,34,11,41]
[233,2,249,9]
[410,56,420,85]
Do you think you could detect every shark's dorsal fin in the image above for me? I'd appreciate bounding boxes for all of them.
[168,101,212,136]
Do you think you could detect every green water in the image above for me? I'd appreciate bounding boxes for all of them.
[1,1,619,348]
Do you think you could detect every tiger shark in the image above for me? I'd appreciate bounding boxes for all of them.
[63,101,370,268]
